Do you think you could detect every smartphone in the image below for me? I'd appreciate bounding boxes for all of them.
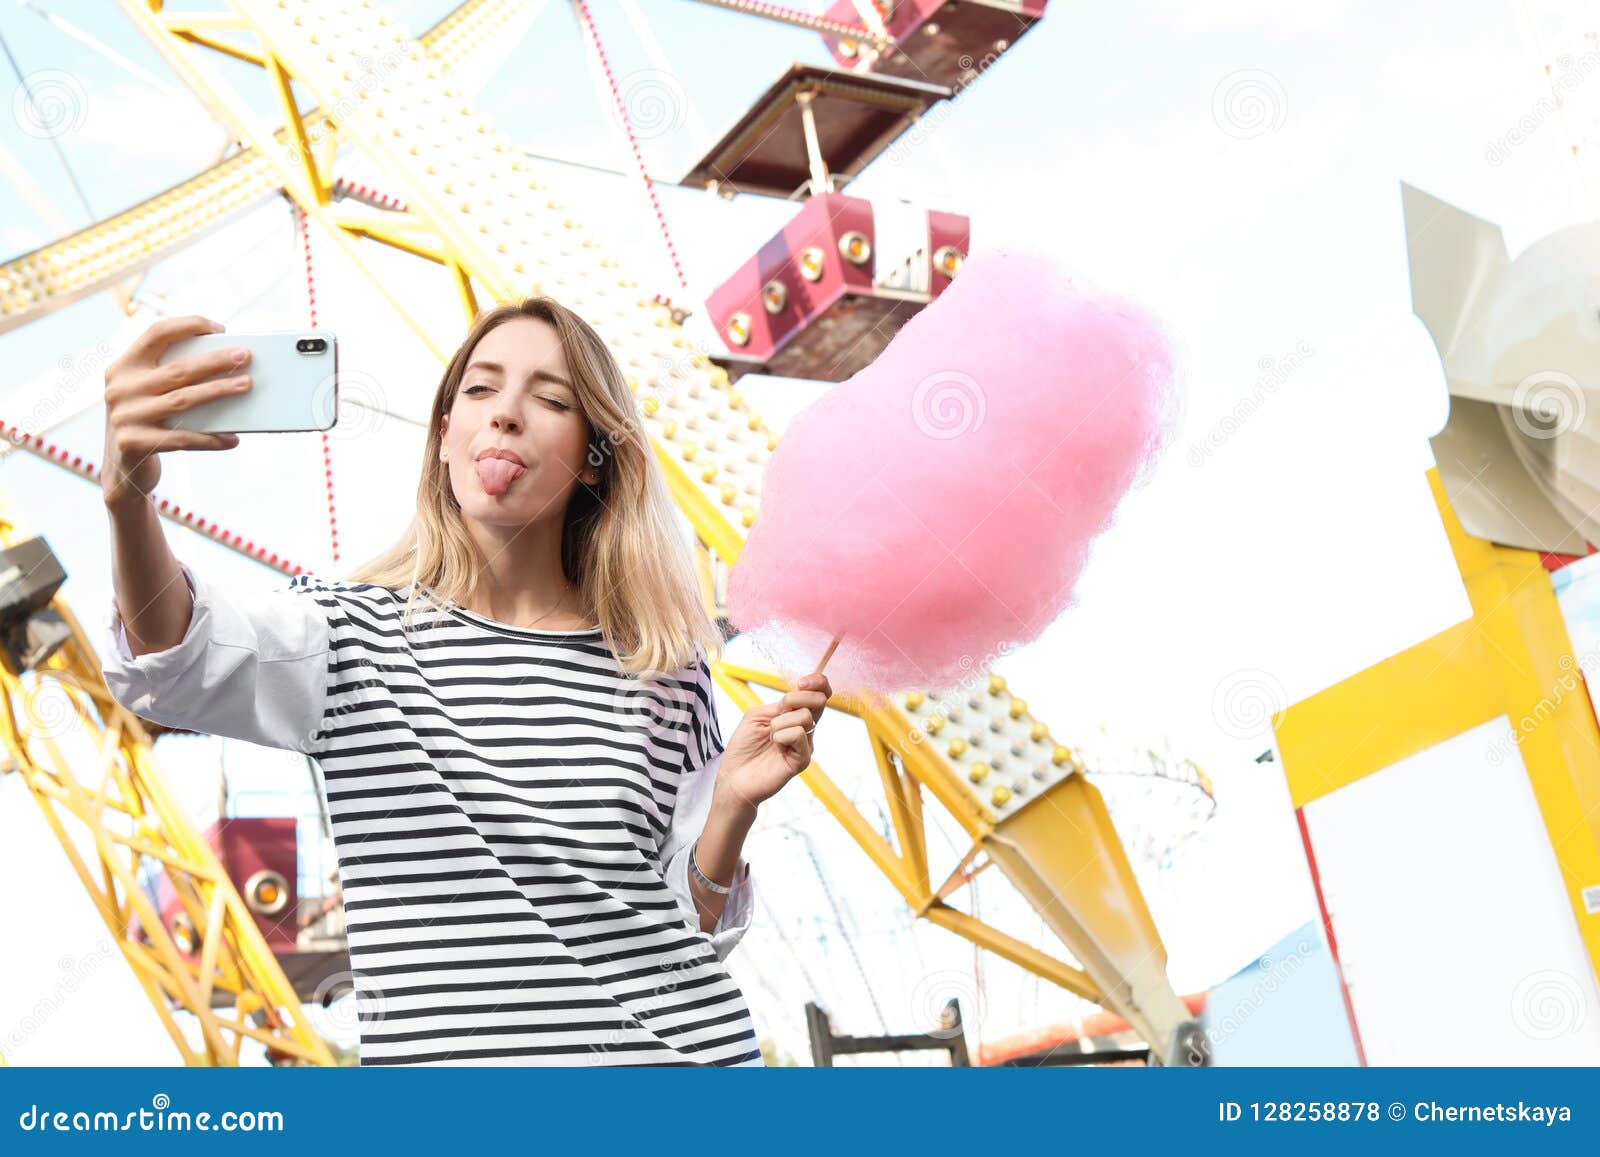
[157,330,338,434]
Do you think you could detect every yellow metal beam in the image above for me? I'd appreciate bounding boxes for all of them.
[924,904,1100,1003]
[118,0,452,358]
[0,508,333,1066]
[265,54,327,205]
[450,260,480,320]
[171,29,268,68]
[1275,619,1498,806]
[981,773,1192,1055]
[1275,466,1600,985]
[870,733,929,894]
[713,658,1196,1054]
[0,0,516,332]
[710,664,923,905]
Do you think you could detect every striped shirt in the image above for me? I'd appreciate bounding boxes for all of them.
[100,563,763,1067]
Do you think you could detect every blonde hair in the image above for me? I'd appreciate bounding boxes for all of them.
[346,297,722,676]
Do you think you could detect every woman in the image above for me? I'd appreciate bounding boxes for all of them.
[99,302,831,1066]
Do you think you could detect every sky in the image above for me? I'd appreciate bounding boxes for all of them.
[0,0,1593,1065]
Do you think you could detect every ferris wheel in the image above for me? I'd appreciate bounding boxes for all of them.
[0,0,1212,1067]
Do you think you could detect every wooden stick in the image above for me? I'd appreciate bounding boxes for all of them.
[812,630,844,676]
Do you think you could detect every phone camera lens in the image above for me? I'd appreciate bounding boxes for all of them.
[298,337,327,353]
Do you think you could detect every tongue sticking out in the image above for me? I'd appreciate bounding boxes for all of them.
[474,456,527,497]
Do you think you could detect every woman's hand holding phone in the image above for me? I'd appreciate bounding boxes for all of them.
[101,315,251,509]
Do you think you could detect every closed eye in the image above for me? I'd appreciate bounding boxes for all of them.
[463,384,570,412]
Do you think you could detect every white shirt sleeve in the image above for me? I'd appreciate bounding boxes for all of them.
[658,645,755,962]
[100,561,333,753]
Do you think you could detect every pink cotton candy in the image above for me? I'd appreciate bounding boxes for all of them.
[725,246,1179,696]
